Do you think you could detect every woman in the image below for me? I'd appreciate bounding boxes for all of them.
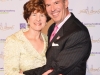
[4,0,50,75]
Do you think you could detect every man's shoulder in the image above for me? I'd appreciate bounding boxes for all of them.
[48,23,55,32]
[49,23,55,28]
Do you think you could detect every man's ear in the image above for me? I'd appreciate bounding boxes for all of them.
[65,0,69,8]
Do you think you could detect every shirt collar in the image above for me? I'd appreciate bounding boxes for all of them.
[56,13,71,32]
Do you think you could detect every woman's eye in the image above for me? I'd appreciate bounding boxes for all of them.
[32,14,36,16]
[41,14,45,17]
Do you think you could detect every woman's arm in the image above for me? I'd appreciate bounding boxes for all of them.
[4,36,24,75]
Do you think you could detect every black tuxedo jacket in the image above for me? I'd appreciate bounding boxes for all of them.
[23,13,92,75]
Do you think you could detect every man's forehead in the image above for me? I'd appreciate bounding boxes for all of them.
[44,0,60,4]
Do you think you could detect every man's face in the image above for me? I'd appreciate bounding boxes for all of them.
[44,0,68,25]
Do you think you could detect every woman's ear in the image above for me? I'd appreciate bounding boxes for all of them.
[27,18,30,26]
[27,18,29,23]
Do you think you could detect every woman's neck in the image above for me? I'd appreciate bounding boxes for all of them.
[24,29,42,40]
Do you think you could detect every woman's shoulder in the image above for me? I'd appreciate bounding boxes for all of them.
[41,33,48,41]
[5,30,22,41]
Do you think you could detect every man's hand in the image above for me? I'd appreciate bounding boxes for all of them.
[42,69,53,75]
[19,69,23,74]
[42,69,62,75]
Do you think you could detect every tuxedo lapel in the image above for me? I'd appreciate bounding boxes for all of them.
[48,26,63,48]
[48,13,78,49]
[48,24,55,42]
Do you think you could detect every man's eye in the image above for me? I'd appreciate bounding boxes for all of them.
[46,4,50,7]
[55,1,59,4]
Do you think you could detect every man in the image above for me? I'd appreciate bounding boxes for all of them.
[23,0,92,75]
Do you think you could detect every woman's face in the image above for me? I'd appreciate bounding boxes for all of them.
[27,10,47,31]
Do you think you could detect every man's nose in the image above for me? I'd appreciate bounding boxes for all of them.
[51,5,55,11]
